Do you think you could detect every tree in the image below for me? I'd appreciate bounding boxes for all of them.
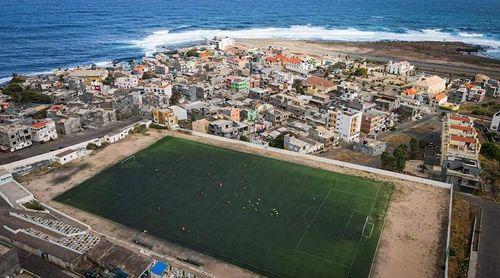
[103,72,114,85]
[269,132,294,149]
[481,142,500,161]
[353,67,368,77]
[409,137,418,159]
[332,61,346,70]
[292,79,305,95]
[239,135,249,142]
[186,49,199,57]
[142,71,155,80]
[170,90,183,105]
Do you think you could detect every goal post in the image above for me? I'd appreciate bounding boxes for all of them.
[121,155,136,168]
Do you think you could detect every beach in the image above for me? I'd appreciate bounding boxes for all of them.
[237,39,500,79]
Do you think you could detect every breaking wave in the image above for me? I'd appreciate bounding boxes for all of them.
[131,25,500,57]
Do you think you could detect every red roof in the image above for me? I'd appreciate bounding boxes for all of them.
[276,54,290,63]
[304,76,334,88]
[434,93,447,100]
[31,122,47,129]
[450,124,473,132]
[288,58,302,64]
[403,88,418,96]
[449,115,470,122]
[451,134,477,143]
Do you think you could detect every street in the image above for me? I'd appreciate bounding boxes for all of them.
[0,117,141,165]
[460,194,500,278]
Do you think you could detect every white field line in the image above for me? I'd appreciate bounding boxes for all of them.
[294,249,350,269]
[341,210,355,240]
[295,188,332,250]
[347,183,381,277]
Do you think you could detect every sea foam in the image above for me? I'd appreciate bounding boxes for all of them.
[131,25,500,56]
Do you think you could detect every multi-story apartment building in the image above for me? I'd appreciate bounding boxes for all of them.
[55,116,82,135]
[230,78,249,93]
[30,120,58,143]
[440,114,481,163]
[385,61,414,75]
[152,108,178,128]
[144,81,172,97]
[115,76,139,89]
[327,107,362,142]
[0,124,32,152]
[360,112,384,135]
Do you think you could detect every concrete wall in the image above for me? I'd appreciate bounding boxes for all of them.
[181,129,452,189]
[0,137,100,172]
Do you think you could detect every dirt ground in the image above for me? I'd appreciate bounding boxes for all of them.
[21,130,450,278]
[236,39,500,79]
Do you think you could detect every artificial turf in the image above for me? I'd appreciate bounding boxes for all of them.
[55,136,393,278]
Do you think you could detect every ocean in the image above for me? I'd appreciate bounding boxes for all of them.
[1,0,499,83]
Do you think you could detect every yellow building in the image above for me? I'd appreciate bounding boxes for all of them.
[152,108,178,127]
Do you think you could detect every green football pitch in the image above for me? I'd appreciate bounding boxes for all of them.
[55,136,393,278]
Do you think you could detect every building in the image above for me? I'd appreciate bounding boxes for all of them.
[327,107,362,142]
[303,76,335,94]
[230,78,249,92]
[285,58,313,75]
[413,75,446,96]
[115,76,139,89]
[55,149,79,165]
[308,126,337,151]
[430,92,448,108]
[192,119,210,133]
[145,81,172,97]
[68,68,108,84]
[209,37,235,50]
[55,116,82,135]
[30,120,58,143]
[152,108,178,128]
[441,114,481,163]
[0,244,21,277]
[263,109,290,127]
[361,112,384,135]
[490,111,500,131]
[208,119,238,138]
[0,124,32,152]
[353,138,387,156]
[385,61,414,75]
[284,134,323,154]
[448,87,468,104]
[441,155,481,190]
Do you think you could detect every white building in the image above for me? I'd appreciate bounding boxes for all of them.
[209,37,235,50]
[283,134,323,154]
[285,59,313,75]
[30,120,58,143]
[115,76,139,89]
[55,149,79,165]
[386,61,414,75]
[490,111,500,131]
[144,81,172,98]
[413,75,446,96]
[169,105,188,121]
[328,107,362,142]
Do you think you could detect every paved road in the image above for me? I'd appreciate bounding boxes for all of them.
[0,117,141,165]
[460,194,500,278]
